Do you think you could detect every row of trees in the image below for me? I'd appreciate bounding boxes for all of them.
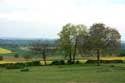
[58,23,121,66]
[31,23,121,66]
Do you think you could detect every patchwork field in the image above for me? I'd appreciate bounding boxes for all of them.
[0,48,12,54]
[0,64,125,83]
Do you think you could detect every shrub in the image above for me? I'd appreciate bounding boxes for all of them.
[0,64,5,67]
[75,60,81,64]
[25,62,33,66]
[4,61,41,69]
[85,60,97,64]
[102,60,123,63]
[25,61,41,66]
[5,63,25,69]
[67,60,74,64]
[32,61,41,66]
[51,60,65,65]
[51,60,60,65]
[86,60,123,64]
[60,60,65,65]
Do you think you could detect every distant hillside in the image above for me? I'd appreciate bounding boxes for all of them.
[0,38,125,49]
[121,41,125,49]
[0,38,56,46]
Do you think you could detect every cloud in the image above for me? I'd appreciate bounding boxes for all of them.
[0,0,125,40]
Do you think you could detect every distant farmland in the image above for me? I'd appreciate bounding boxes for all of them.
[0,48,12,54]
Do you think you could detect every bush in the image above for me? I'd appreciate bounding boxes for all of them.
[25,62,32,66]
[60,60,65,65]
[32,61,41,66]
[67,60,74,64]
[75,60,81,64]
[85,60,97,64]
[51,60,65,65]
[102,60,123,63]
[25,61,41,66]
[4,61,41,69]
[51,60,60,65]
[0,64,5,67]
[5,63,25,69]
[86,60,123,64]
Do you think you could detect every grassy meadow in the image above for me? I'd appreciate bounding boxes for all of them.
[0,47,125,83]
[0,64,125,83]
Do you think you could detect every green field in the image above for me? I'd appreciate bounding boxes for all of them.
[0,64,125,83]
[0,48,12,54]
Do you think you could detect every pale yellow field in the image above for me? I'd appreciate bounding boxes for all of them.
[101,57,125,60]
[87,56,125,60]
[0,48,12,54]
[1,57,124,65]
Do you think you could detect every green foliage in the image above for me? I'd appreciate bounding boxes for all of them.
[23,61,41,66]
[88,23,121,50]
[86,60,123,64]
[51,60,65,65]
[58,23,88,62]
[119,49,125,56]
[5,63,25,69]
[4,61,41,69]
[81,23,121,65]
[31,61,41,66]
[75,60,81,64]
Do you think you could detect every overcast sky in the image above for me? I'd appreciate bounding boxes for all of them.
[0,0,125,40]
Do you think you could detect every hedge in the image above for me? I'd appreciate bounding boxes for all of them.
[86,60,123,64]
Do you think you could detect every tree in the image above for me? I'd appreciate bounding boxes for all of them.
[72,24,88,62]
[88,23,121,66]
[31,42,48,65]
[58,24,72,62]
[58,23,88,63]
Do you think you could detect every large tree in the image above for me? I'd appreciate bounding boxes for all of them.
[88,23,121,66]
[58,23,88,63]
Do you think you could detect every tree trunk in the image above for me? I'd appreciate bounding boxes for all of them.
[97,49,100,66]
[73,38,77,63]
[43,54,47,65]
[69,48,72,63]
[42,50,47,65]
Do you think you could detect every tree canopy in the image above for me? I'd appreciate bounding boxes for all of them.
[58,23,121,65]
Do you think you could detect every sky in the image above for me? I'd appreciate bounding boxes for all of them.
[0,0,125,40]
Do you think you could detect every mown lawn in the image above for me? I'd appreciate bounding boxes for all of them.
[0,64,125,83]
